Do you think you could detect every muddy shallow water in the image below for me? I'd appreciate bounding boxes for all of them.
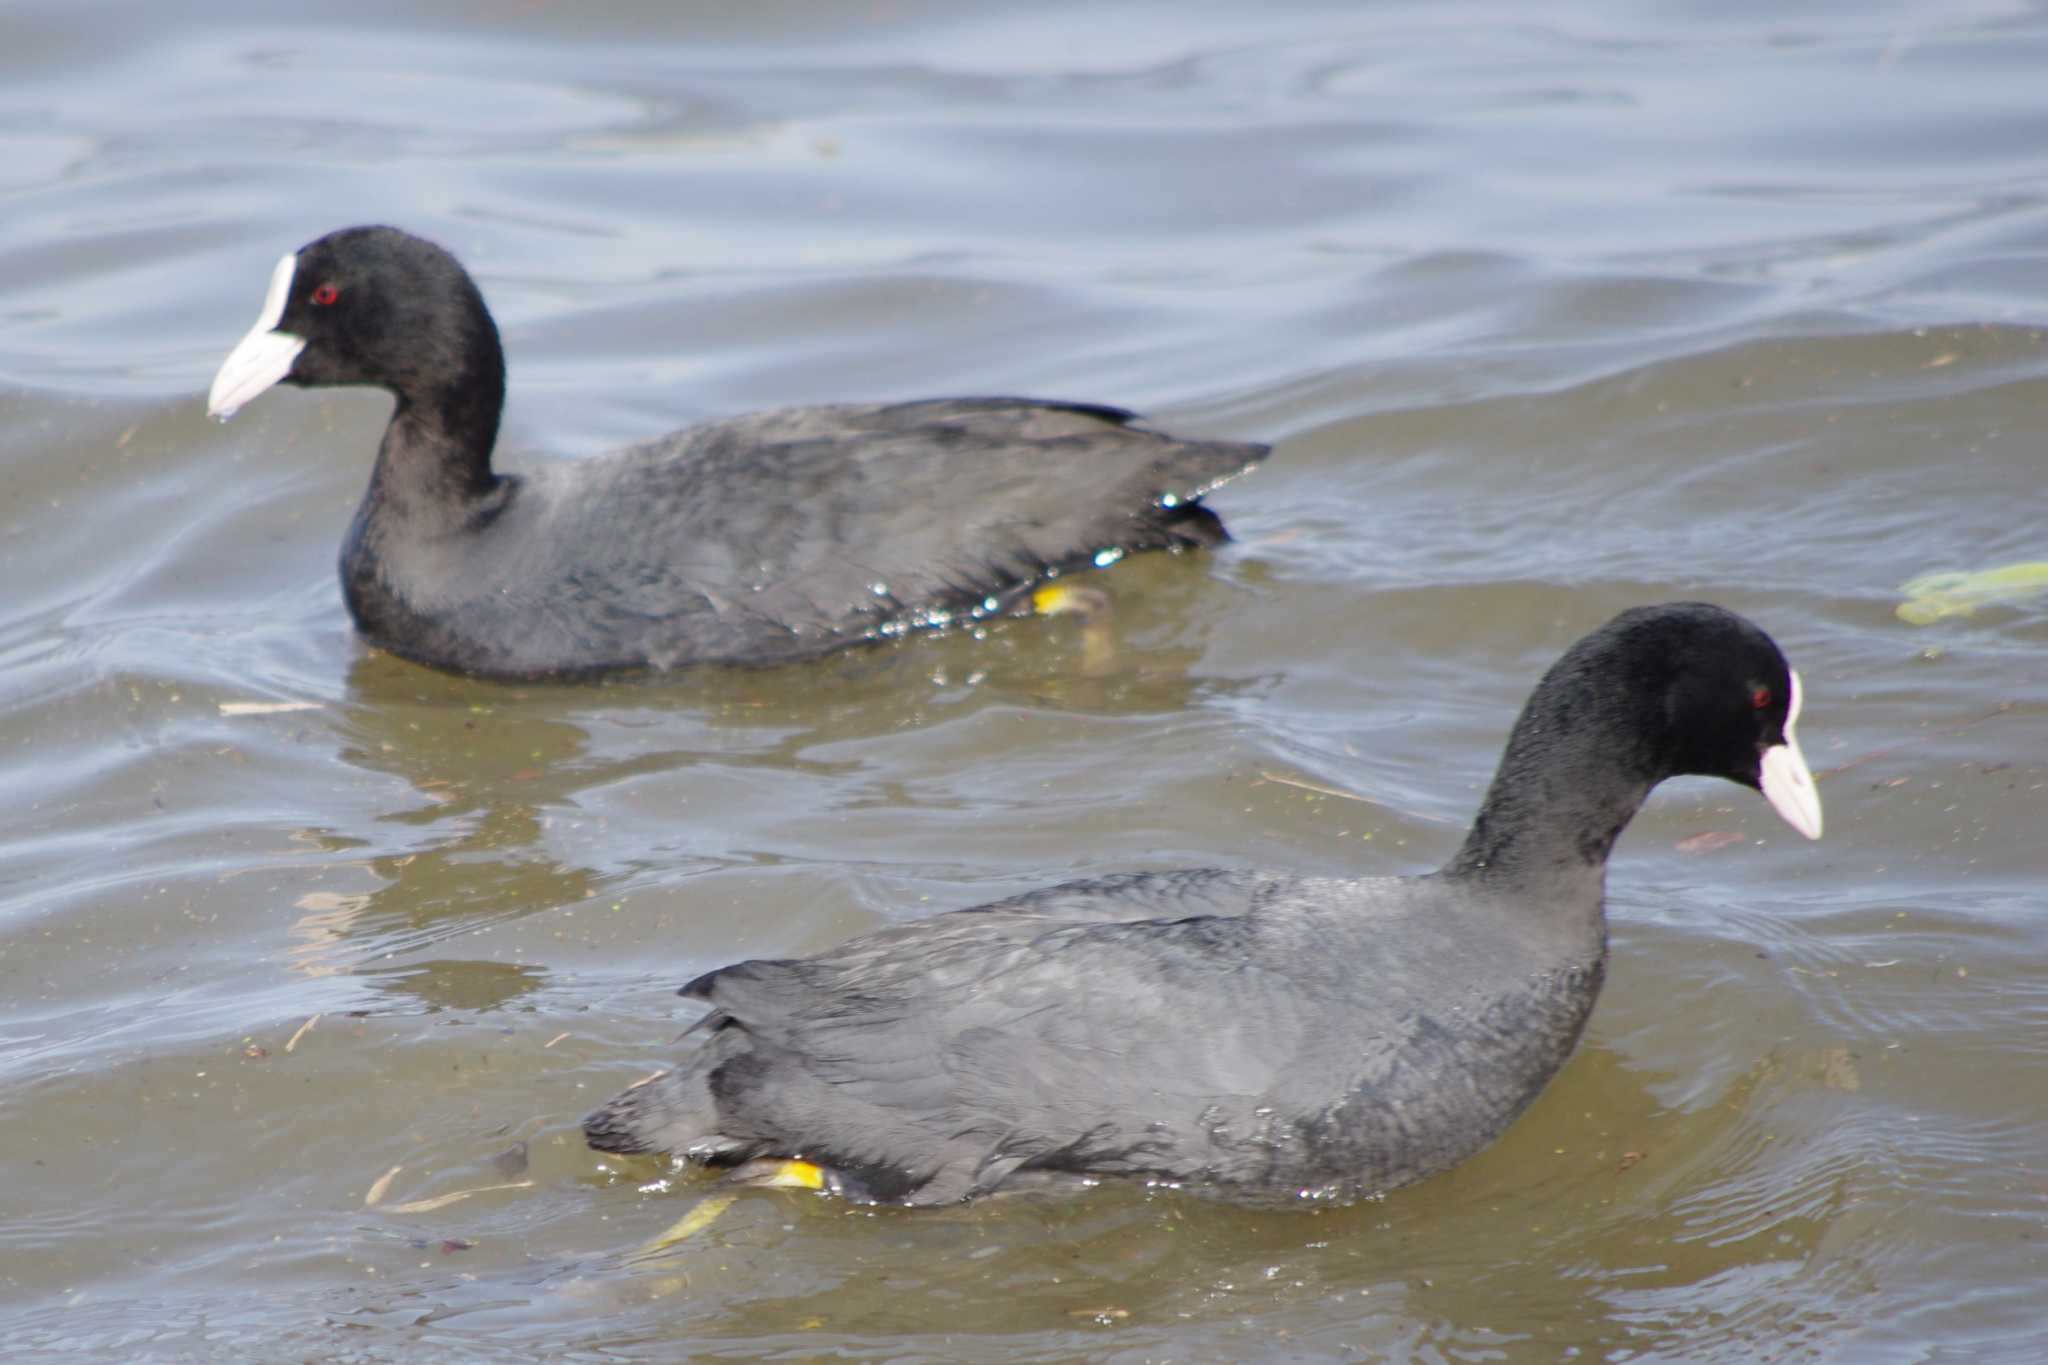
[3,1,2046,1359]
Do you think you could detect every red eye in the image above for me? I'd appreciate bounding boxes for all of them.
[1750,686,1772,711]
[310,283,340,306]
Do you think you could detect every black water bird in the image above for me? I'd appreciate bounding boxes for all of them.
[208,226,1265,679]
[583,602,1825,1203]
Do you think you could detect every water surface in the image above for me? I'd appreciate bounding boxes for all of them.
[3,1,2046,1359]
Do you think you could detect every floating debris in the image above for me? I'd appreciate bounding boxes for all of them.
[386,1181,534,1214]
[1255,770,1373,803]
[284,1014,321,1053]
[1897,561,2048,624]
[217,700,324,716]
[626,1191,740,1265]
[365,1165,403,1208]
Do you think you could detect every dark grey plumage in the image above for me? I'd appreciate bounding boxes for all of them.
[584,603,1824,1204]
[208,226,1266,680]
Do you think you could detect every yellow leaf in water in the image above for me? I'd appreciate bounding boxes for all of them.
[1897,561,2048,624]
[629,1191,741,1263]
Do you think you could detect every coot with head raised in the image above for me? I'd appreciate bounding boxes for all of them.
[208,226,1265,680]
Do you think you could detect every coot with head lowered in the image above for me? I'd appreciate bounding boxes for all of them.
[584,602,1825,1204]
[208,226,1266,680]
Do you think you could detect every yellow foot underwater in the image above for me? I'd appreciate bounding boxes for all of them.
[727,1157,830,1190]
[727,1157,875,1198]
[1031,581,1118,675]
[1030,581,1112,620]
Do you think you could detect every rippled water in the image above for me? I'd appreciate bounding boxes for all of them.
[4,1,2046,1359]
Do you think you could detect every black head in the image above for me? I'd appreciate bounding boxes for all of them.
[208,226,505,441]
[1548,602,1821,836]
[1447,601,1821,884]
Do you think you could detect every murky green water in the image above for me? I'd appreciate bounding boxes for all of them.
[3,1,2046,1359]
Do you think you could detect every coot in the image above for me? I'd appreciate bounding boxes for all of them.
[584,602,1825,1203]
[208,226,1266,680]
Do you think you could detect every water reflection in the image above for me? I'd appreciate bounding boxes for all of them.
[339,650,604,824]
[350,1042,1858,1359]
[276,655,613,976]
[359,958,549,1012]
[293,567,1228,979]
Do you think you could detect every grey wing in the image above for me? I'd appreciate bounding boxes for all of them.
[537,400,1267,664]
[583,868,1297,1190]
[688,895,1321,1200]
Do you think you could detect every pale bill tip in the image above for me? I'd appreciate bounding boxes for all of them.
[206,251,304,420]
[1759,669,1823,840]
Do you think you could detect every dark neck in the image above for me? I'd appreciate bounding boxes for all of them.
[1442,684,1662,903]
[365,326,506,520]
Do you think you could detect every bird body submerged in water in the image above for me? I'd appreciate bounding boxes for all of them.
[207,226,1266,680]
[584,603,1825,1204]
